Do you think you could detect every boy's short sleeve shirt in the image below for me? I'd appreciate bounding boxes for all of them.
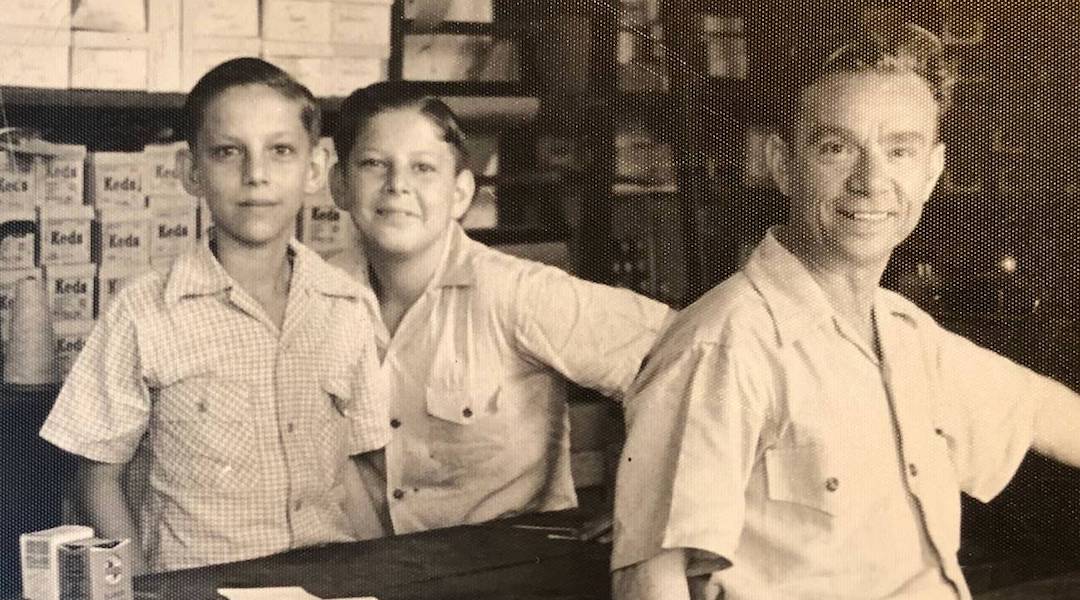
[40,240,388,573]
[612,231,1054,599]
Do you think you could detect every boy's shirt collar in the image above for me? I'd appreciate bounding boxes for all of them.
[165,238,360,306]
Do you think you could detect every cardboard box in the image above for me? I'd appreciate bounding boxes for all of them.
[262,39,390,59]
[58,538,134,600]
[142,142,188,196]
[96,209,151,267]
[97,264,150,316]
[71,33,152,90]
[86,153,144,209]
[404,0,492,23]
[53,320,95,378]
[20,525,95,600]
[149,0,183,91]
[0,0,72,29]
[0,149,39,210]
[299,200,356,259]
[262,1,391,46]
[0,210,37,270]
[182,36,262,91]
[147,195,197,259]
[45,263,96,322]
[0,267,42,347]
[0,26,71,89]
[71,0,147,33]
[267,55,385,97]
[38,206,95,266]
[182,0,259,38]
[36,143,88,207]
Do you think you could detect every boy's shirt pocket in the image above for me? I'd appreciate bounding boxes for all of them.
[151,376,260,491]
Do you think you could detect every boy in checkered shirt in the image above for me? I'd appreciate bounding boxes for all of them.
[40,58,390,574]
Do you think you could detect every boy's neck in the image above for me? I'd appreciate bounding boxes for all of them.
[212,235,294,326]
[365,232,450,334]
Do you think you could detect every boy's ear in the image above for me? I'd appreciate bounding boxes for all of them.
[328,161,352,212]
[450,168,476,220]
[178,146,203,198]
[303,139,332,196]
[764,133,793,197]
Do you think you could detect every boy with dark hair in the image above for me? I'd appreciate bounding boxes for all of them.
[40,58,389,574]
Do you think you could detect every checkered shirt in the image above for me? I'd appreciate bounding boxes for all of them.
[40,239,389,572]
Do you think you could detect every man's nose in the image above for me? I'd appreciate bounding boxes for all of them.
[385,163,411,193]
[848,149,891,196]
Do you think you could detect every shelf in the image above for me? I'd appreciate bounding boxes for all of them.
[466,226,568,246]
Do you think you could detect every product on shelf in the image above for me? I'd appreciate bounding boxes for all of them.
[53,320,95,379]
[0,267,42,347]
[0,210,37,270]
[181,0,259,38]
[38,206,95,266]
[4,275,56,385]
[86,152,144,209]
[181,35,262,91]
[71,0,147,33]
[299,200,357,260]
[0,148,39,210]
[142,142,189,196]
[20,526,94,600]
[148,0,183,92]
[147,195,198,260]
[95,209,151,268]
[404,0,493,23]
[96,263,151,317]
[45,263,96,322]
[37,143,87,207]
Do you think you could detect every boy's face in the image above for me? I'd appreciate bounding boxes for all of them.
[768,70,945,272]
[182,84,325,250]
[331,107,474,259]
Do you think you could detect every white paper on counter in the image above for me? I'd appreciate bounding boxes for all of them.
[218,587,378,600]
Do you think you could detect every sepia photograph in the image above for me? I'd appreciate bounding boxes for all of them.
[1,0,1079,599]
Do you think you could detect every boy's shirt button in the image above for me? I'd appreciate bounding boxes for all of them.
[390,418,401,428]
[462,407,473,418]
[286,422,295,433]
[294,500,303,511]
[393,488,405,500]
[825,477,840,492]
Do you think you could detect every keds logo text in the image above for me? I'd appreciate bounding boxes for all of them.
[109,234,141,248]
[56,337,85,353]
[155,165,178,180]
[0,177,29,193]
[311,207,339,221]
[47,163,79,179]
[55,279,87,295]
[103,176,138,192]
[158,224,189,239]
[51,231,84,245]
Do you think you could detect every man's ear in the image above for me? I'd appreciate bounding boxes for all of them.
[303,139,331,196]
[450,168,476,220]
[764,133,793,197]
[328,161,352,212]
[927,141,946,191]
[178,146,202,198]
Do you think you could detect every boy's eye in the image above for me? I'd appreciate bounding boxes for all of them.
[888,145,917,159]
[209,146,241,160]
[271,144,296,157]
[413,162,437,174]
[358,157,387,169]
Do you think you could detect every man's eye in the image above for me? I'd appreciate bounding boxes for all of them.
[414,162,437,174]
[819,141,849,155]
[272,144,296,157]
[889,146,916,159]
[358,158,386,169]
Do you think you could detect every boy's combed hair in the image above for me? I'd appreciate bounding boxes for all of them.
[332,81,470,171]
[777,21,955,139]
[181,57,322,146]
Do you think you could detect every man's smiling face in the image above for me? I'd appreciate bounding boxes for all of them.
[777,69,945,272]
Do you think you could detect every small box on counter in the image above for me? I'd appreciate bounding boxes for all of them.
[45,264,96,322]
[0,148,39,210]
[96,209,151,268]
[20,525,95,600]
[36,143,88,207]
[0,26,71,89]
[39,206,95,266]
[0,267,42,346]
[71,32,152,91]
[58,538,134,600]
[87,153,144,209]
[148,195,198,259]
[182,0,260,38]
[0,210,37,270]
[299,201,356,259]
[142,142,188,196]
[97,264,150,316]
[53,320,95,378]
